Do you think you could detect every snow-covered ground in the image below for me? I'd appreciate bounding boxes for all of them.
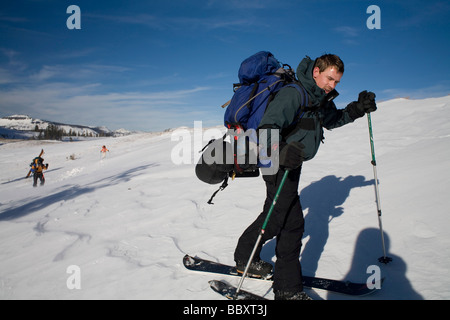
[1,95,449,300]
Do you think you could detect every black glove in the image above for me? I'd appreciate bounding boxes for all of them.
[346,91,377,120]
[279,141,305,170]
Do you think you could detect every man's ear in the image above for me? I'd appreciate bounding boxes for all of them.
[312,66,321,79]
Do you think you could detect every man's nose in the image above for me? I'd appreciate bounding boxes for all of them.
[330,81,338,90]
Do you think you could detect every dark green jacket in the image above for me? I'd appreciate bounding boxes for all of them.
[258,56,355,161]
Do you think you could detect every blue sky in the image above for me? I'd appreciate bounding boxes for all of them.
[0,0,449,131]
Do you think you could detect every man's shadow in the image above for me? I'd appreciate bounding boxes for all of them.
[299,175,374,277]
[338,228,423,299]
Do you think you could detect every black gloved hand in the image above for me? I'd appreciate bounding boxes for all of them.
[359,91,377,112]
[279,141,305,170]
[346,91,377,120]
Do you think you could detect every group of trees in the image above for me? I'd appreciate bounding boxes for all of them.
[33,124,109,140]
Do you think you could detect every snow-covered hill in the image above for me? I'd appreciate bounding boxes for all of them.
[0,95,449,300]
[0,115,132,139]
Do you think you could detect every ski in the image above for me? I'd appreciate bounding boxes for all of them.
[209,280,267,300]
[183,254,381,296]
[26,149,44,178]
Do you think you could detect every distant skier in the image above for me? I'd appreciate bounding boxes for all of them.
[31,157,48,187]
[26,149,44,178]
[100,145,109,159]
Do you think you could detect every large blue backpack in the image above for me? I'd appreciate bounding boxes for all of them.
[224,51,307,131]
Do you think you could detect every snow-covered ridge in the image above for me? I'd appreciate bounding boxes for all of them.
[0,114,132,139]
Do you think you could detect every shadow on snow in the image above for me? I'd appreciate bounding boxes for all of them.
[0,163,159,221]
[261,175,422,299]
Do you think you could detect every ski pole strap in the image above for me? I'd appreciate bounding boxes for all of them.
[207,177,229,205]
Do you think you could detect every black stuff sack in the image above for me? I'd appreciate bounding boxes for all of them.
[195,138,234,185]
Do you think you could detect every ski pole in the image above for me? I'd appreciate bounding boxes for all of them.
[367,113,392,264]
[234,169,290,299]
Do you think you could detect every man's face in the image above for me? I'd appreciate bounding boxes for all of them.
[313,66,343,94]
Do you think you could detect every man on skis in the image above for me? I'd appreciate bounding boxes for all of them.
[233,54,377,300]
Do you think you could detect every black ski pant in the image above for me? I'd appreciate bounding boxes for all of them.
[33,172,45,187]
[234,166,304,292]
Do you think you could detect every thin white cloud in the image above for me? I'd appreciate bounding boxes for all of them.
[334,26,359,37]
[206,0,277,10]
[0,48,27,71]
[0,14,28,23]
[85,13,163,29]
[87,12,264,32]
[0,67,18,84]
[396,1,450,28]
[0,80,212,131]
[29,65,61,81]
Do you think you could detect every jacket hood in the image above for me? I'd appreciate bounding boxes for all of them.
[296,56,327,107]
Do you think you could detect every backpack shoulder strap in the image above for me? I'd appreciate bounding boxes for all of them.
[279,82,310,139]
[284,81,308,109]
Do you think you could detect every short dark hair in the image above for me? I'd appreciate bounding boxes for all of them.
[314,54,344,74]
